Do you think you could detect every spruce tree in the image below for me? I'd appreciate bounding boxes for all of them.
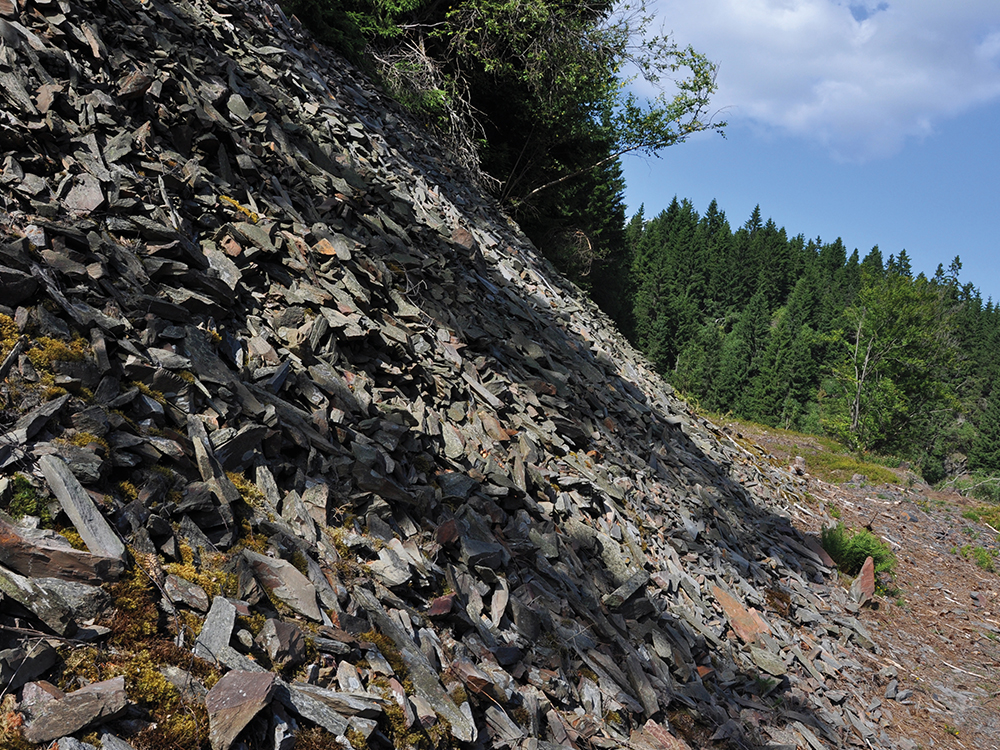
[970,380,1000,473]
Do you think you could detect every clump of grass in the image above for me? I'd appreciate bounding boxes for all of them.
[972,547,996,572]
[803,450,898,485]
[821,523,896,575]
[961,504,1000,528]
[955,544,997,573]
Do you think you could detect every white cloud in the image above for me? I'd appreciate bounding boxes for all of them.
[642,0,1000,160]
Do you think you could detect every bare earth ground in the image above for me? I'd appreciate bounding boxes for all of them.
[721,421,1000,750]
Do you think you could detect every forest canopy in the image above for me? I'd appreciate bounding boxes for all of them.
[622,198,998,484]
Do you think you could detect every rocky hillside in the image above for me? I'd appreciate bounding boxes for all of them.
[0,1,933,749]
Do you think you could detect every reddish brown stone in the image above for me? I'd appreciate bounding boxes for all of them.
[850,556,876,605]
[451,226,476,250]
[630,719,692,750]
[713,586,771,644]
[435,519,459,546]
[427,594,455,617]
[21,677,128,744]
[0,518,124,583]
[312,238,339,255]
[452,658,494,695]
[206,671,276,750]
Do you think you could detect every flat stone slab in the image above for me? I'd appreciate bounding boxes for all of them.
[354,587,477,743]
[243,550,322,621]
[0,517,124,583]
[206,670,276,750]
[39,454,126,560]
[713,585,771,644]
[22,676,128,743]
[850,556,876,605]
[0,561,76,635]
[0,641,58,692]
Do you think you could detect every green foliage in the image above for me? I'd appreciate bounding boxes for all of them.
[969,379,1000,472]
[280,0,722,294]
[801,449,899,486]
[820,523,896,576]
[5,475,53,526]
[955,544,997,573]
[826,268,957,452]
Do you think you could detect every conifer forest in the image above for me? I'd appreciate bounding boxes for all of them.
[607,197,1000,485]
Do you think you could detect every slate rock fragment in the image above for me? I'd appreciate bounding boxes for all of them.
[21,676,129,744]
[206,670,276,750]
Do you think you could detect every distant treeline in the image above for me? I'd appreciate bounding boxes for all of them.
[600,198,1000,483]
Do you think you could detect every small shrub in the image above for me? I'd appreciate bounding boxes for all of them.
[821,523,896,575]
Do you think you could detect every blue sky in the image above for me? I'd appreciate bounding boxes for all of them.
[621,0,1000,302]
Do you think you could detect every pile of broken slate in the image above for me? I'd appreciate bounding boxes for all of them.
[0,0,909,749]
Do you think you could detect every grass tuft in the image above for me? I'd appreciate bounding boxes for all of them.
[821,523,896,575]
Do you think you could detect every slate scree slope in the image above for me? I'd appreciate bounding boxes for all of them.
[0,0,901,748]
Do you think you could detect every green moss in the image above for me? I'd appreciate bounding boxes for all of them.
[226,471,266,506]
[296,726,352,750]
[42,385,69,400]
[362,630,408,677]
[117,480,140,502]
[62,432,110,451]
[104,564,160,646]
[164,543,238,598]
[290,550,312,576]
[57,527,88,551]
[6,474,52,526]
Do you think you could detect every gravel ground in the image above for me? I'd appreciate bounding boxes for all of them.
[723,421,1000,750]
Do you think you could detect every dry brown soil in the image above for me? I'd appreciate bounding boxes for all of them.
[723,421,1000,750]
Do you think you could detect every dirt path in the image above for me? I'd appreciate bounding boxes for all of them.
[721,420,1000,750]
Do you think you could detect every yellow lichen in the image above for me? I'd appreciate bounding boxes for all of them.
[57,527,88,551]
[26,335,91,370]
[226,471,265,506]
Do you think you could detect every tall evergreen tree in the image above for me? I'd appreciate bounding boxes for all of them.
[970,378,1000,473]
[715,290,771,412]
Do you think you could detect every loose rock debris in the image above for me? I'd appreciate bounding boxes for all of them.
[0,0,983,748]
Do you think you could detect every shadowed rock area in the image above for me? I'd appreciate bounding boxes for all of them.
[0,0,902,748]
